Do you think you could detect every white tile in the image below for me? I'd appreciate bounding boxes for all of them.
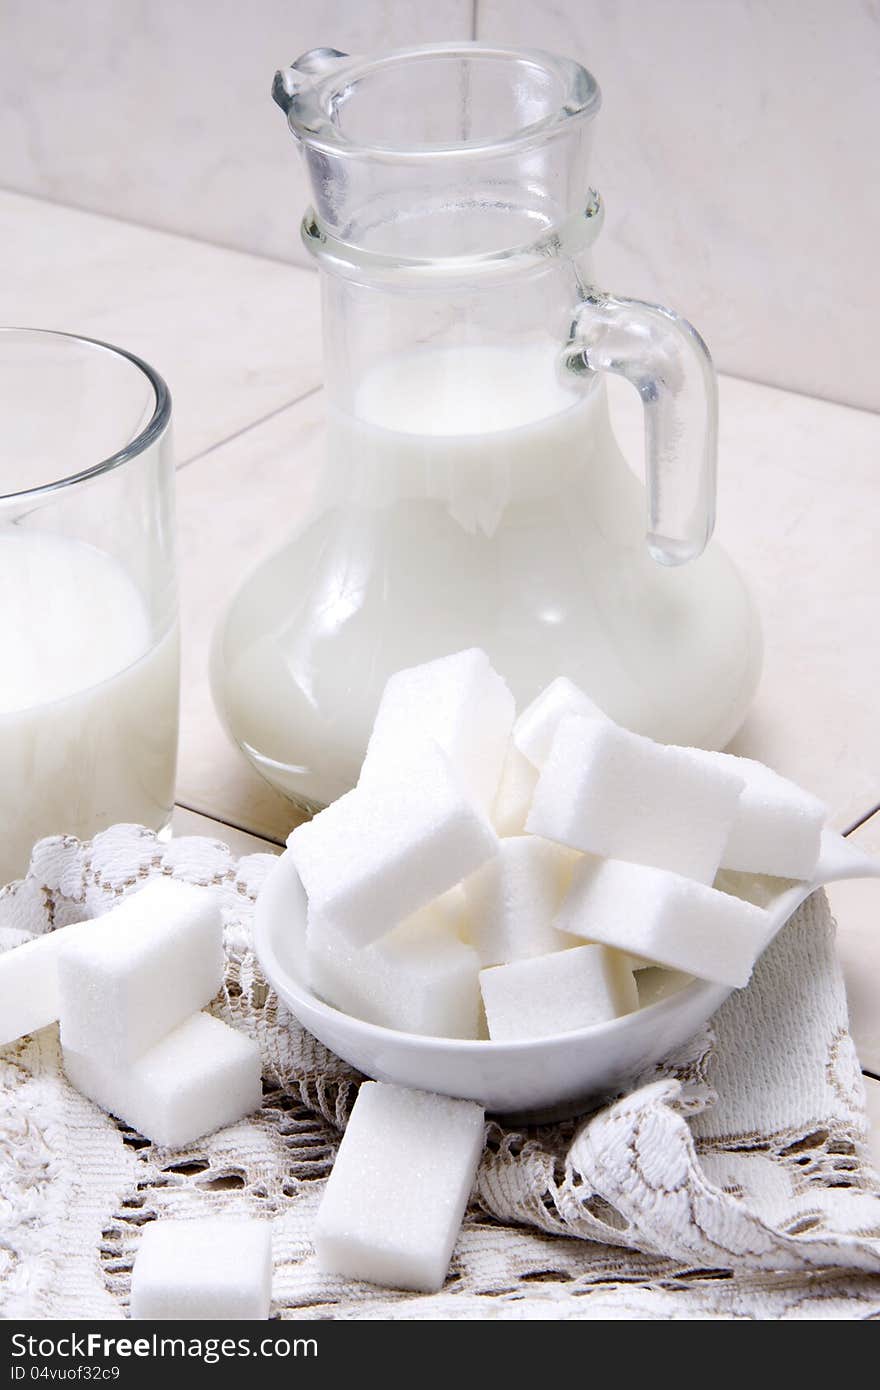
[477,2,880,410]
[826,813,880,1076]
[171,805,281,858]
[0,1,473,266]
[0,191,322,462]
[864,1077,880,1177]
[717,378,880,829]
[175,392,326,842]
[605,371,880,827]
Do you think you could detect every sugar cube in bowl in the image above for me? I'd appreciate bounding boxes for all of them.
[254,828,876,1120]
[256,650,879,1119]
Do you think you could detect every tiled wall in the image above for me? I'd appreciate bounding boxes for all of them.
[477,2,880,412]
[2,1,878,409]
[0,1,474,263]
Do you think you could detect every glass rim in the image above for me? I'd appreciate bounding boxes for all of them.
[0,326,172,503]
[285,42,601,161]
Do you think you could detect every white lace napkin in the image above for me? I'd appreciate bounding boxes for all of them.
[1,824,878,1320]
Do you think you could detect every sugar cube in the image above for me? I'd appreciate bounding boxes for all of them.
[63,1011,262,1148]
[288,739,497,946]
[130,1218,272,1320]
[554,857,770,989]
[279,853,310,981]
[360,649,515,810]
[313,1082,484,1293]
[636,966,694,1008]
[0,923,87,1046]
[480,944,638,1042]
[527,715,744,884]
[430,884,471,939]
[619,952,654,972]
[462,835,579,967]
[513,676,606,768]
[694,750,826,880]
[712,867,783,910]
[491,743,538,836]
[308,900,481,1038]
[57,879,223,1064]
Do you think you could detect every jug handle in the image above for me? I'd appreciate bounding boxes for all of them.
[563,292,718,566]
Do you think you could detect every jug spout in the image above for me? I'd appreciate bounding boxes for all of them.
[272,48,351,117]
[272,43,599,258]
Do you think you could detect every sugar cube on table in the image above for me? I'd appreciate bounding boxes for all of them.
[527,715,744,885]
[694,750,827,880]
[462,835,579,967]
[554,857,770,989]
[479,944,638,1042]
[360,648,515,811]
[57,879,223,1065]
[491,743,538,836]
[313,1082,485,1293]
[513,676,606,768]
[288,739,498,946]
[0,923,87,1047]
[63,1011,261,1148]
[308,899,481,1038]
[130,1217,272,1321]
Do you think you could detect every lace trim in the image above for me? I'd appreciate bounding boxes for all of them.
[0,826,877,1320]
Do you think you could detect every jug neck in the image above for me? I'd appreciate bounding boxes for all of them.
[275,43,601,260]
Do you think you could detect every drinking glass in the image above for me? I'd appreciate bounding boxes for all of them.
[0,327,179,883]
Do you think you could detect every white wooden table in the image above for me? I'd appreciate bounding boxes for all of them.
[4,188,878,1164]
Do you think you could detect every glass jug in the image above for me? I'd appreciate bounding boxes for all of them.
[212,43,762,812]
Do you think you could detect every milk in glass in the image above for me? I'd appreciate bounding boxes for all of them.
[0,530,178,882]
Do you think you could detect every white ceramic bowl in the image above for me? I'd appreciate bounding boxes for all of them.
[253,830,879,1119]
